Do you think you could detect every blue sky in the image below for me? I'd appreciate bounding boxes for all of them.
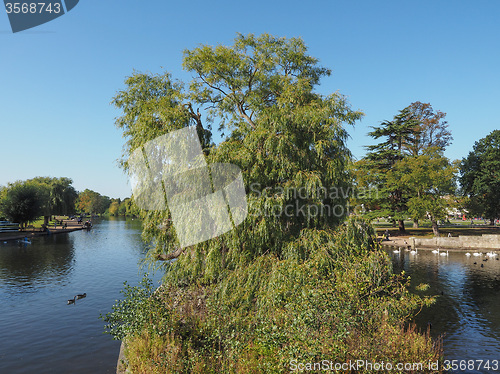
[1,0,499,199]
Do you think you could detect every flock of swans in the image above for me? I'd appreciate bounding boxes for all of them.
[392,247,499,259]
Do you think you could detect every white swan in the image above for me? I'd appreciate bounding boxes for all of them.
[473,252,482,257]
[440,250,449,256]
[465,252,471,257]
[393,248,400,254]
[410,248,418,255]
[486,252,498,257]
[432,248,440,254]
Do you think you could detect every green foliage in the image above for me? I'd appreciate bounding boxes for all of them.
[28,176,78,216]
[76,189,110,215]
[106,218,441,373]
[0,181,44,227]
[460,129,500,222]
[108,201,120,216]
[114,33,363,282]
[357,102,455,232]
[100,276,168,341]
[389,150,457,235]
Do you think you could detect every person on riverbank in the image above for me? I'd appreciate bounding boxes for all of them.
[384,229,390,241]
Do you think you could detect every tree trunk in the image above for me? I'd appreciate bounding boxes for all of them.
[44,216,50,226]
[413,219,419,228]
[398,219,406,233]
[490,218,495,226]
[431,219,439,236]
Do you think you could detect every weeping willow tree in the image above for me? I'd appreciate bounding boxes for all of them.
[113,33,363,281]
[109,34,442,373]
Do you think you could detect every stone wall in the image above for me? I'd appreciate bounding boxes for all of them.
[411,234,500,250]
[116,341,128,374]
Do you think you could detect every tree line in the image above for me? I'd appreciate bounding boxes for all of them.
[0,177,138,229]
[353,102,500,235]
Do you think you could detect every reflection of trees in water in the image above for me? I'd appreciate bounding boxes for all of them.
[388,251,460,339]
[0,234,75,294]
[106,216,148,253]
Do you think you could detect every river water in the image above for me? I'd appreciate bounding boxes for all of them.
[1,219,499,373]
[0,217,159,374]
[389,248,500,374]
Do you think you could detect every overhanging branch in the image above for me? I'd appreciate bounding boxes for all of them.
[156,247,185,261]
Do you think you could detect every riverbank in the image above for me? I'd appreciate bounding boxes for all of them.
[379,233,500,251]
[0,220,86,242]
[375,225,500,250]
[116,341,127,374]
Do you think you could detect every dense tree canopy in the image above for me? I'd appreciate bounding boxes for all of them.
[29,177,78,218]
[389,150,457,235]
[0,181,44,228]
[460,130,500,224]
[114,33,364,279]
[0,177,78,227]
[76,189,110,215]
[357,102,455,232]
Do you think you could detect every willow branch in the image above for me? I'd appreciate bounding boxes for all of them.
[156,247,185,261]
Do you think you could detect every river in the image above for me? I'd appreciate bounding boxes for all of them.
[389,248,500,374]
[0,217,158,374]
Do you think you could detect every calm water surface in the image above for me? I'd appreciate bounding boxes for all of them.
[0,217,158,374]
[389,248,500,374]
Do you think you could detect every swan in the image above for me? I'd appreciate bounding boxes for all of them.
[473,252,482,257]
[486,252,498,257]
[410,248,418,255]
[67,296,76,305]
[440,250,449,256]
[76,293,87,299]
[465,252,471,257]
[393,248,400,254]
[432,248,440,254]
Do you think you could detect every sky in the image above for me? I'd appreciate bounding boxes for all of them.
[1,0,499,199]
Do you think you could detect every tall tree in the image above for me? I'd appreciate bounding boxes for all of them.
[114,33,363,277]
[76,189,109,215]
[364,107,420,232]
[0,181,44,229]
[460,130,500,225]
[29,177,78,223]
